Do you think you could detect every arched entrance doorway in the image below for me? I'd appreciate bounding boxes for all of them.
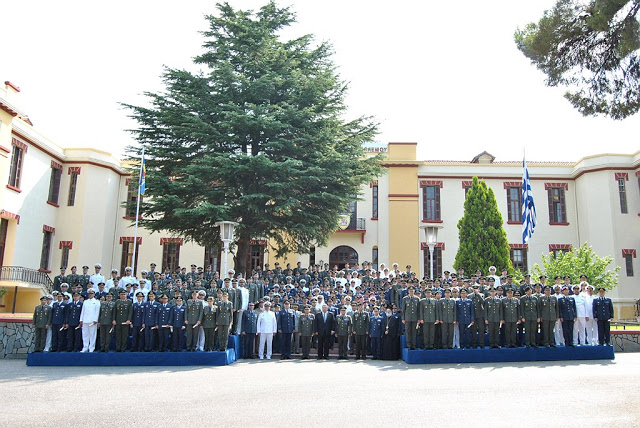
[329,246,358,270]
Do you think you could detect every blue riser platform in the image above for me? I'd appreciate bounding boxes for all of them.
[402,345,614,365]
[26,335,241,366]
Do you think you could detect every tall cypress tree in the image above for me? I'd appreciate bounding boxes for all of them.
[454,176,512,274]
[123,2,382,274]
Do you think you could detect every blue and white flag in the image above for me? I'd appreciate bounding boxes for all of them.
[139,153,146,195]
[522,158,536,244]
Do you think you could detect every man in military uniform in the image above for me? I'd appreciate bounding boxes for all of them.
[538,286,559,347]
[53,267,67,292]
[369,306,384,359]
[438,288,456,349]
[520,286,540,348]
[334,306,352,359]
[502,288,521,348]
[352,302,370,359]
[419,290,439,350]
[455,288,475,349]
[202,296,218,351]
[32,296,53,352]
[185,291,204,351]
[78,265,91,291]
[298,305,315,359]
[277,300,296,359]
[469,284,485,348]
[216,292,233,351]
[593,287,614,345]
[64,292,83,352]
[142,292,159,351]
[170,296,187,351]
[558,286,578,346]
[97,293,115,352]
[50,293,67,352]
[484,287,503,348]
[131,292,146,351]
[113,290,132,352]
[241,302,259,358]
[157,294,173,352]
[401,286,420,350]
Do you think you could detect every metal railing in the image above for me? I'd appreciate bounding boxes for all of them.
[0,266,53,292]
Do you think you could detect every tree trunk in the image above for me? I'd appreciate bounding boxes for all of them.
[234,235,250,277]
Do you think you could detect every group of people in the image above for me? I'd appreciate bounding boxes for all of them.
[32,261,616,360]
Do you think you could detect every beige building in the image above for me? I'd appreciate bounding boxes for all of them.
[0,81,638,318]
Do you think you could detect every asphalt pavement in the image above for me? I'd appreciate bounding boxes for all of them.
[1,353,638,427]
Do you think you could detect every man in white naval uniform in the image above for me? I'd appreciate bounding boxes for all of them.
[571,284,588,345]
[235,279,250,335]
[79,289,101,352]
[118,267,137,289]
[581,283,598,345]
[257,301,277,360]
[89,263,106,292]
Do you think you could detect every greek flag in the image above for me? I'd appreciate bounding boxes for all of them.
[522,158,536,244]
[139,153,146,195]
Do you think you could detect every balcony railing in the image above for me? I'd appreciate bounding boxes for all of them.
[344,217,366,231]
[0,266,54,292]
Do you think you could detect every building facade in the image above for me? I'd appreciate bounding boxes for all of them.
[0,82,638,318]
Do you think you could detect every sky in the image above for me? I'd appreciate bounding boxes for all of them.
[1,0,639,162]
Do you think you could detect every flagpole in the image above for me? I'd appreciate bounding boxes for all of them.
[132,147,144,276]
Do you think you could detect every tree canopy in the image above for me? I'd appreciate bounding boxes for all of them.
[531,243,620,289]
[515,0,640,119]
[453,177,513,274]
[123,1,382,273]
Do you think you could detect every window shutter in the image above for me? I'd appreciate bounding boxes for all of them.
[547,189,554,222]
[435,186,441,220]
[560,189,566,223]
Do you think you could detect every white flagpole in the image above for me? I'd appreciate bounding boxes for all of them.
[131,147,144,276]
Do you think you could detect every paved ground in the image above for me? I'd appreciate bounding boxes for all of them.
[1,354,639,428]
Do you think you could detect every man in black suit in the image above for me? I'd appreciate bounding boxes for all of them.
[314,303,335,359]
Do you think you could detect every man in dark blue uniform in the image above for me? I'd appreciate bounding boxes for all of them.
[593,287,614,345]
[131,292,146,351]
[65,292,83,351]
[157,294,173,352]
[143,292,160,351]
[241,302,259,358]
[455,289,475,349]
[51,294,67,352]
[369,306,384,360]
[558,286,577,346]
[277,301,296,359]
[170,296,187,351]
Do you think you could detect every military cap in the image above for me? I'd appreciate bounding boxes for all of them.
[47,295,53,299]
[534,283,542,288]
[443,270,450,274]
[87,289,95,294]
[586,284,594,290]
[191,264,196,268]
[207,296,214,301]
[572,284,580,289]
[408,286,415,291]
[539,275,547,279]
[141,270,148,275]
[222,291,228,296]
[523,286,531,292]
[71,265,77,269]
[554,275,561,280]
[160,294,168,299]
[73,291,80,296]
[514,290,521,296]
[340,306,346,311]
[472,284,479,288]
[444,288,451,293]
[563,275,571,280]
[224,277,230,282]
[119,289,127,294]
[94,263,102,268]
[248,302,255,306]
[136,292,144,297]
[98,282,105,286]
[460,288,467,293]
[150,263,157,267]
[176,296,183,300]
[553,284,561,289]
[60,267,66,271]
[111,268,119,274]
[496,285,504,290]
[264,301,272,306]
[40,296,47,300]
[524,274,531,278]
[488,277,495,282]
[82,265,89,269]
[63,294,70,299]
